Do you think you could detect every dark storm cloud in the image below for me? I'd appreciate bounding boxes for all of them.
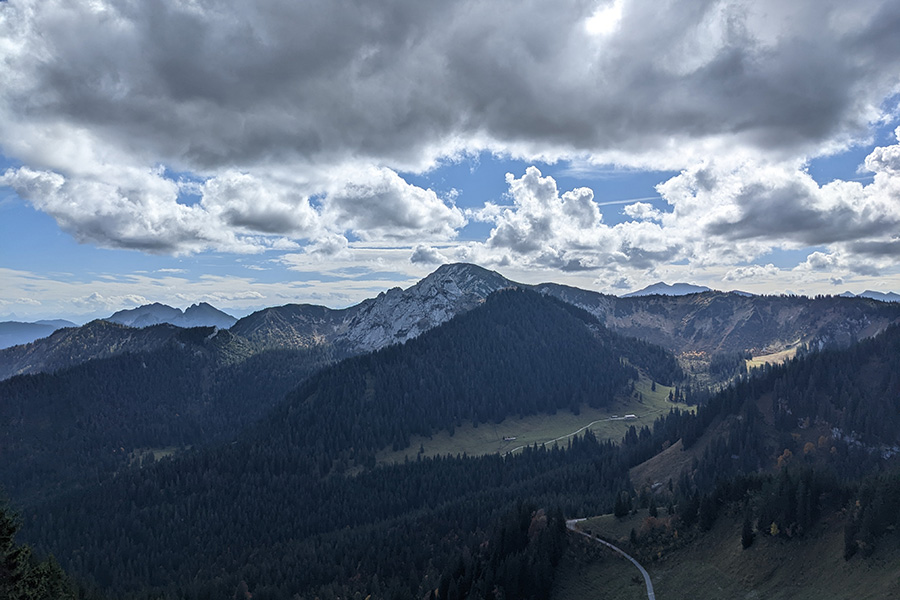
[703,180,898,247]
[5,0,900,173]
[846,239,900,258]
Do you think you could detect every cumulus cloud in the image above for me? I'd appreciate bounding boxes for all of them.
[474,166,683,272]
[623,202,663,221]
[864,128,900,174]
[322,167,465,241]
[303,233,352,259]
[200,172,319,236]
[2,0,900,305]
[653,129,900,271]
[410,245,447,265]
[480,167,609,265]
[723,264,780,282]
[1,0,900,257]
[0,166,255,254]
[463,125,900,278]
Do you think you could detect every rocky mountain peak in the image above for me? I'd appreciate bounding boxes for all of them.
[337,264,514,353]
[106,302,236,329]
[412,263,513,300]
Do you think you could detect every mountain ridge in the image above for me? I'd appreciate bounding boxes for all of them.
[4,263,900,381]
[623,281,713,297]
[107,301,237,329]
[0,319,77,350]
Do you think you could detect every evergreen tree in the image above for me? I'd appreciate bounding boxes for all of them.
[741,516,754,549]
[0,504,76,600]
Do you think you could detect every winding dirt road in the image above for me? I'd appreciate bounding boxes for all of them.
[566,518,656,600]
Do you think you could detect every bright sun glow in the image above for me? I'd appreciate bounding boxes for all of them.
[585,0,624,36]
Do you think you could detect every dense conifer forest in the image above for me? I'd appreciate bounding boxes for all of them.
[4,291,900,598]
[0,343,331,504]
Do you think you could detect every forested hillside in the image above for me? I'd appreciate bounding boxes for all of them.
[14,289,682,599]
[24,434,631,599]
[6,289,900,600]
[0,339,332,504]
[0,321,254,381]
[271,288,678,466]
[617,325,900,568]
[538,282,900,355]
[7,264,899,388]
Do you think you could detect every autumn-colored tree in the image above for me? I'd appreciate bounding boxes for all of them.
[776,449,793,469]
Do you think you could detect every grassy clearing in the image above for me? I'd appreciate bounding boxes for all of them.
[551,542,645,600]
[127,445,188,465]
[377,376,693,464]
[747,346,798,369]
[559,509,900,600]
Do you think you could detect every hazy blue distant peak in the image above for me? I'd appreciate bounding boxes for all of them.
[0,319,76,350]
[622,282,712,297]
[858,291,900,303]
[33,319,77,328]
[106,302,237,329]
[836,290,900,302]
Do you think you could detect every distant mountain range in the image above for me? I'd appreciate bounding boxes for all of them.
[0,303,236,351]
[6,263,900,600]
[106,301,237,329]
[841,290,900,303]
[623,282,713,297]
[0,319,76,350]
[11,278,900,600]
[3,263,900,381]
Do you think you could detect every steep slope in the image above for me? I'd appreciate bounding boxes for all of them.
[627,325,900,495]
[0,320,215,380]
[537,284,900,355]
[21,288,656,599]
[337,262,514,352]
[227,302,343,349]
[17,293,900,600]
[175,302,238,328]
[270,288,641,464]
[6,263,900,381]
[0,328,330,505]
[229,263,513,354]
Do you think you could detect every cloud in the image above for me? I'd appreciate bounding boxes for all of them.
[653,130,900,270]
[2,1,899,207]
[793,250,887,277]
[2,0,900,299]
[302,233,352,259]
[475,166,682,271]
[200,171,320,236]
[0,166,257,254]
[623,202,663,221]
[723,264,780,282]
[322,167,465,241]
[72,292,149,311]
[410,245,447,265]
